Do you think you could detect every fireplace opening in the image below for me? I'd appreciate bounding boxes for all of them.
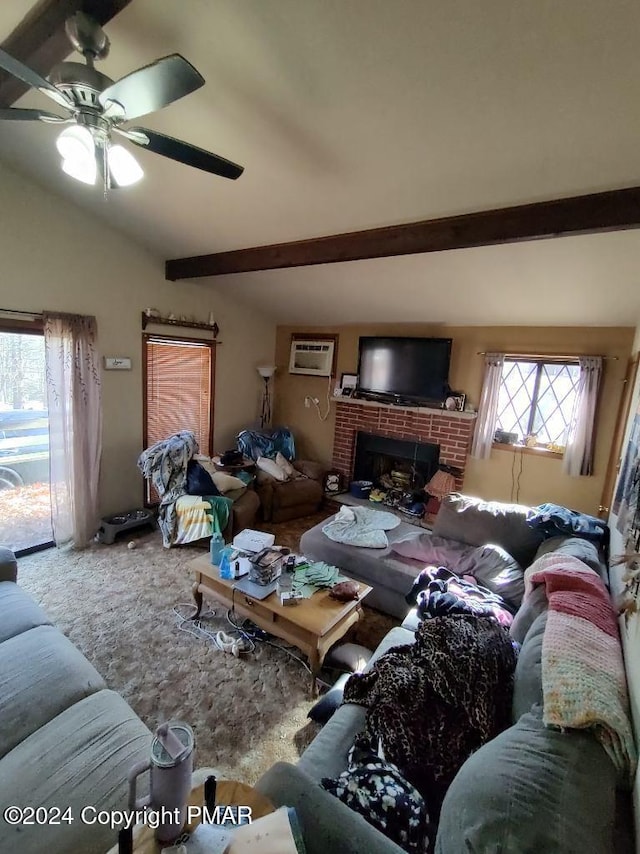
[353,431,439,515]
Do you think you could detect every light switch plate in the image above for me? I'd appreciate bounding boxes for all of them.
[104,357,131,370]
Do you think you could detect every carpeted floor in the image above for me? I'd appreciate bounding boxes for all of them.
[16,509,398,785]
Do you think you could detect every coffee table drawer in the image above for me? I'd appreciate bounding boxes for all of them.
[232,593,277,624]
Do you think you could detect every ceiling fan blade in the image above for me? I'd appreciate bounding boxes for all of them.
[125,127,244,180]
[0,107,66,122]
[0,48,73,111]
[98,54,204,122]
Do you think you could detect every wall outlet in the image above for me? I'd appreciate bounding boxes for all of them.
[304,396,311,408]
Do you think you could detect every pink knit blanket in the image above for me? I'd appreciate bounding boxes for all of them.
[524,553,637,781]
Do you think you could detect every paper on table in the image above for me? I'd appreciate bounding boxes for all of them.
[184,823,234,853]
[228,807,304,854]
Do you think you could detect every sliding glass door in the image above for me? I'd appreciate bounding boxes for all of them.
[0,326,53,554]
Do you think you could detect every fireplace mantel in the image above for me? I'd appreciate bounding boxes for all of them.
[331,395,476,419]
[332,398,477,490]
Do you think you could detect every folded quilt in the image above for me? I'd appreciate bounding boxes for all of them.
[524,552,637,782]
[322,505,400,548]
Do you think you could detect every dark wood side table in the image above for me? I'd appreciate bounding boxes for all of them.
[212,454,256,473]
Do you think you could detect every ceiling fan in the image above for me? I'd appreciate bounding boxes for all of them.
[0,11,243,189]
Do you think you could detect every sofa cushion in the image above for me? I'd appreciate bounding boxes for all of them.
[511,612,546,722]
[0,625,106,758]
[0,581,52,643]
[432,494,544,567]
[510,584,549,645]
[391,532,476,568]
[435,706,617,854]
[465,544,525,611]
[533,535,606,579]
[0,689,152,854]
[299,702,368,782]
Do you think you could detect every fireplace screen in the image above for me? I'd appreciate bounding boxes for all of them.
[353,431,439,513]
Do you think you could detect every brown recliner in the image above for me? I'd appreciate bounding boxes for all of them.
[224,489,261,537]
[255,460,325,523]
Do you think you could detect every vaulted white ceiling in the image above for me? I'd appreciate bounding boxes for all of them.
[1,0,640,326]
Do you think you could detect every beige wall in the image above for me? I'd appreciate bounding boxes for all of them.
[0,162,276,516]
[273,323,634,514]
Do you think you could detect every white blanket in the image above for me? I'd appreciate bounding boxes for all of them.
[322,505,400,548]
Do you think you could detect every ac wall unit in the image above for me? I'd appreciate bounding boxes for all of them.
[289,339,335,376]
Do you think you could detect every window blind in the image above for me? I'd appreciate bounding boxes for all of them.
[143,335,214,456]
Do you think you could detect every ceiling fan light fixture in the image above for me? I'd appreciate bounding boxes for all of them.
[56,125,96,184]
[108,144,143,186]
[61,155,96,185]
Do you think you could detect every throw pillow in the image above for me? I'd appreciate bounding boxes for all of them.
[325,642,373,673]
[322,748,430,854]
[276,451,297,479]
[185,460,220,496]
[432,493,544,568]
[211,471,247,494]
[256,456,289,481]
[308,672,350,724]
[193,454,218,479]
[435,706,617,854]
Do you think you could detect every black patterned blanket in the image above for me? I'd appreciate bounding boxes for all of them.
[344,614,517,812]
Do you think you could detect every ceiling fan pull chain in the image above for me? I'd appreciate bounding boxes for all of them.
[101,144,109,199]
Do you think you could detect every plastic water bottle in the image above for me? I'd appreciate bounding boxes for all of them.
[210,533,225,566]
[219,546,234,580]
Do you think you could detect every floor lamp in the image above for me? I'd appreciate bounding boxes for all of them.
[257,365,276,428]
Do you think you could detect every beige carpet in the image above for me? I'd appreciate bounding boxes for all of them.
[16,510,397,785]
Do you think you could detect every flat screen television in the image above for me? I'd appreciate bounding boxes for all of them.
[356,336,452,404]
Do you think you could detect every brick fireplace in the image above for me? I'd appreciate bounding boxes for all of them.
[332,398,476,491]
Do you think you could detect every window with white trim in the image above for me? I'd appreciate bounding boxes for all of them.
[494,358,580,451]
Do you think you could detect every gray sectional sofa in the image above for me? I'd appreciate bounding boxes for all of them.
[256,494,635,853]
[0,547,152,854]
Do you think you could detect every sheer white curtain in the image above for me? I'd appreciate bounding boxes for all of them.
[562,355,602,477]
[471,353,505,459]
[44,312,102,547]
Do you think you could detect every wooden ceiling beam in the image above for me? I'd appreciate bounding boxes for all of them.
[165,186,640,280]
[0,0,134,108]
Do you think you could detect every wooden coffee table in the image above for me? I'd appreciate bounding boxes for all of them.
[190,555,371,694]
